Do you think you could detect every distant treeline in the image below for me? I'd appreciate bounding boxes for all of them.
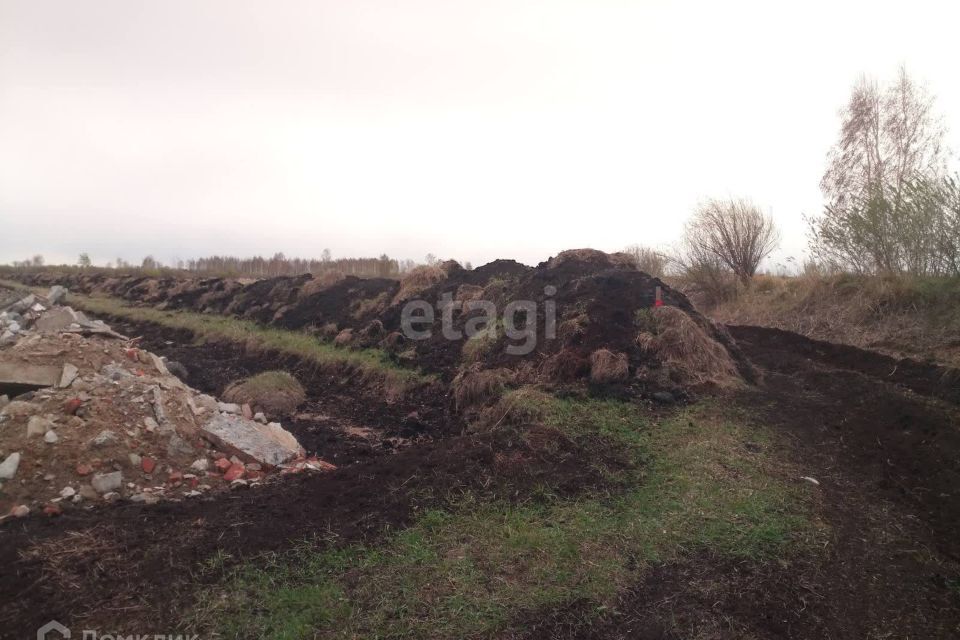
[4,252,458,280]
[178,253,417,278]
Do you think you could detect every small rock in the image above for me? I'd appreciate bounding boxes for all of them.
[141,456,157,474]
[91,471,123,494]
[47,285,67,305]
[190,458,210,473]
[800,476,820,486]
[223,463,245,482]
[241,403,253,419]
[79,484,98,500]
[168,470,183,484]
[76,462,94,476]
[27,416,53,437]
[217,402,242,415]
[63,398,83,415]
[166,433,195,457]
[10,505,30,518]
[89,430,119,448]
[214,458,232,472]
[102,491,120,502]
[0,452,21,480]
[102,363,133,381]
[651,391,675,404]
[143,416,159,432]
[130,493,159,505]
[44,429,59,444]
[43,503,62,517]
[253,412,267,424]
[165,360,189,380]
[58,362,80,388]
[60,486,77,499]
[128,453,142,468]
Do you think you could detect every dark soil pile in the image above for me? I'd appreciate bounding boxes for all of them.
[11,250,756,399]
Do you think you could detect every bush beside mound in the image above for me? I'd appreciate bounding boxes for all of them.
[222,371,306,417]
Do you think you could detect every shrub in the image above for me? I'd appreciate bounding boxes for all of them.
[222,371,306,417]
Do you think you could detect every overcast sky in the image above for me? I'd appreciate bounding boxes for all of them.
[1,1,958,269]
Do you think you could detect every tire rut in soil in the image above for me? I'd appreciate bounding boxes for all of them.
[728,325,960,637]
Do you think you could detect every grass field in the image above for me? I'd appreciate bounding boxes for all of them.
[189,394,823,639]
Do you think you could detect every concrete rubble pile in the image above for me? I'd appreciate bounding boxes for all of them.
[0,285,329,521]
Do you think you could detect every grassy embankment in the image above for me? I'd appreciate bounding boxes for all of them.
[0,279,430,393]
[188,390,825,639]
[711,273,960,367]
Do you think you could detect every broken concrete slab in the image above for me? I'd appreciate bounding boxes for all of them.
[59,362,79,388]
[47,285,67,306]
[0,452,20,480]
[6,294,35,314]
[0,362,61,396]
[33,306,84,332]
[201,413,303,467]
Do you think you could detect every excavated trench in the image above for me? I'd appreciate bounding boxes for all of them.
[0,313,623,636]
[103,315,457,466]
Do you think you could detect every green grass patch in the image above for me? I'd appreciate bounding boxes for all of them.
[68,293,431,391]
[189,395,824,639]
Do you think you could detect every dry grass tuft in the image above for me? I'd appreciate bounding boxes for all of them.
[356,319,385,345]
[315,322,340,340]
[542,349,590,382]
[588,349,630,384]
[334,328,354,347]
[299,272,346,299]
[393,265,448,303]
[637,306,739,386]
[223,371,307,416]
[452,367,515,410]
[547,249,637,270]
[351,292,391,320]
[455,284,484,302]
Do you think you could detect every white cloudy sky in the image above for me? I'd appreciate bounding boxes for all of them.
[1,0,958,269]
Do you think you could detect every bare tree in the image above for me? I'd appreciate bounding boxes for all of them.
[812,68,949,273]
[683,198,779,284]
[78,253,92,268]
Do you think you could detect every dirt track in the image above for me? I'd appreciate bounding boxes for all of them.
[2,321,959,638]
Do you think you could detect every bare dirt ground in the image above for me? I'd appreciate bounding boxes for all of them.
[506,326,960,639]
